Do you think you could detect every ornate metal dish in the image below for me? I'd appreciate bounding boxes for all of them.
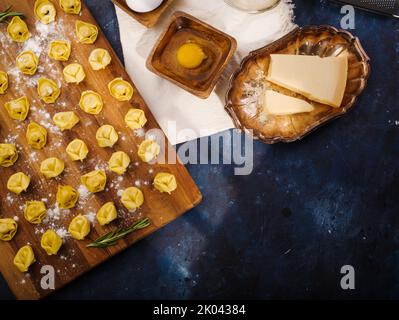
[225,25,371,144]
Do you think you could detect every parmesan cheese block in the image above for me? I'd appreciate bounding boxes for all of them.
[264,90,314,115]
[266,54,348,108]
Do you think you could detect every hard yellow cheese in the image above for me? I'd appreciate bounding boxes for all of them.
[263,90,314,115]
[266,54,348,108]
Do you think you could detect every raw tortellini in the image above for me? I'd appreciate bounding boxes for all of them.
[121,187,144,212]
[75,20,98,44]
[16,51,38,75]
[89,48,111,70]
[24,200,47,224]
[40,157,64,179]
[108,151,130,175]
[63,63,86,84]
[56,185,79,209]
[79,90,103,114]
[7,172,30,194]
[37,77,61,103]
[0,218,18,241]
[41,229,62,255]
[7,16,30,43]
[53,111,79,131]
[0,143,18,167]
[59,0,81,14]
[4,96,30,121]
[34,0,57,24]
[96,125,118,148]
[13,245,35,272]
[48,40,71,61]
[81,169,107,193]
[66,138,88,161]
[125,108,147,130]
[26,122,47,149]
[108,78,134,101]
[68,214,90,240]
[153,172,177,194]
[0,71,8,94]
[138,139,160,163]
[96,202,117,226]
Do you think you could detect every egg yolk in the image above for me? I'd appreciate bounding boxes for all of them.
[177,43,206,69]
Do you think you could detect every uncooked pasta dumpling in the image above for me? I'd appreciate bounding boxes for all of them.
[4,96,30,121]
[79,90,103,114]
[138,139,160,163]
[26,122,47,149]
[124,108,147,130]
[13,245,35,272]
[108,151,130,175]
[66,138,88,161]
[68,215,90,240]
[53,111,79,131]
[59,0,81,14]
[16,51,38,75]
[153,172,177,194]
[96,125,118,148]
[56,185,79,209]
[0,71,8,94]
[89,48,111,70]
[63,63,85,84]
[0,143,18,167]
[37,77,60,103]
[24,200,47,224]
[7,172,30,194]
[41,229,62,255]
[34,0,56,24]
[121,187,144,212]
[7,16,30,42]
[81,169,106,193]
[96,202,117,226]
[40,157,64,179]
[0,218,18,241]
[75,20,98,44]
[108,78,134,101]
[48,40,71,61]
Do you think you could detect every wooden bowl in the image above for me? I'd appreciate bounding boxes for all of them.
[111,0,174,28]
[146,11,237,99]
[225,25,371,144]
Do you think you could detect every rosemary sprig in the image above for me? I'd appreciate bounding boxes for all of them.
[86,218,151,248]
[0,5,24,23]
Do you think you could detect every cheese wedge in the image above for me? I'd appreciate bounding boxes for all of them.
[266,54,348,108]
[263,90,314,115]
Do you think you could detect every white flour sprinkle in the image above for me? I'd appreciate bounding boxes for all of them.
[135,128,145,137]
[6,194,14,204]
[30,151,38,161]
[46,206,61,221]
[135,180,141,187]
[85,212,96,224]
[13,216,19,222]
[117,189,124,197]
[56,227,69,239]
[78,185,89,201]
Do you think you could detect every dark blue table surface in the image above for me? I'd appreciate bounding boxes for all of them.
[1,0,398,299]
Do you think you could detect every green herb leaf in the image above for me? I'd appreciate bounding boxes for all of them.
[0,5,24,23]
[86,218,151,248]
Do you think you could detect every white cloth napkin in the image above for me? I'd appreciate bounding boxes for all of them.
[115,0,296,145]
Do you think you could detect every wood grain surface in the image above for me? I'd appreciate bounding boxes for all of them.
[0,0,201,299]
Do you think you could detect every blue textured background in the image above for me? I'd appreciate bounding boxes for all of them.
[1,0,398,299]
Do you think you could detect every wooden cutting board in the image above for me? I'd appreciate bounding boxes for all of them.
[0,0,201,299]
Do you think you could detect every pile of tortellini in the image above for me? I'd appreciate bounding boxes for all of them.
[0,0,178,274]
